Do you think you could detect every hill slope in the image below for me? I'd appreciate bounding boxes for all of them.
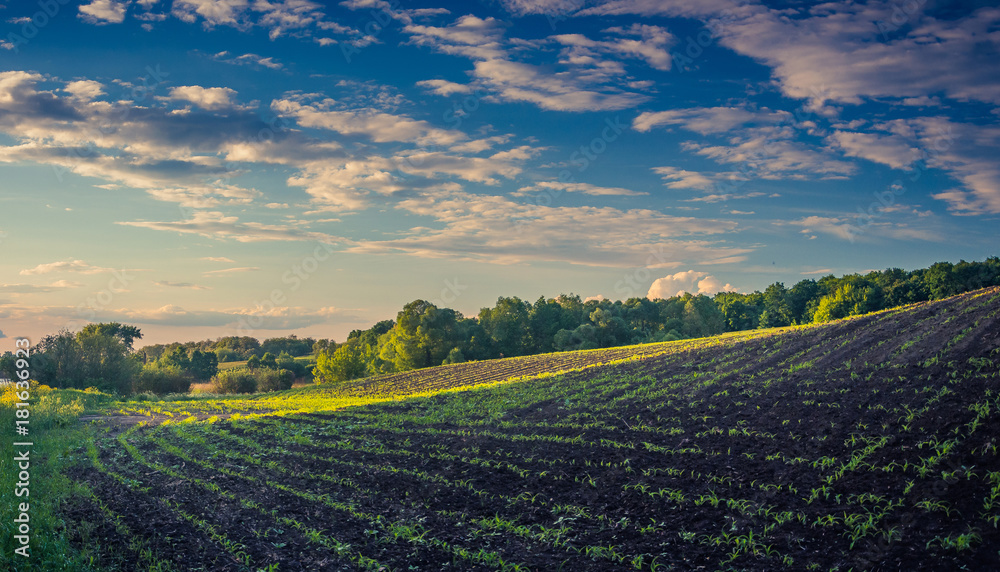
[64,287,1000,570]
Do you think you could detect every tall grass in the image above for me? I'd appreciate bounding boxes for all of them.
[0,382,114,571]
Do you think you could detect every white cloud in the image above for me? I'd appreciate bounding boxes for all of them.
[272,97,466,146]
[653,166,715,190]
[345,191,751,268]
[78,0,129,24]
[64,80,106,101]
[20,260,115,275]
[202,267,260,276]
[416,79,476,96]
[647,270,736,299]
[172,0,249,28]
[634,107,786,134]
[200,256,236,262]
[168,85,238,110]
[828,131,919,170]
[788,215,857,241]
[118,211,342,243]
[0,281,81,293]
[405,14,651,112]
[515,181,647,196]
[552,24,675,71]
[213,51,284,69]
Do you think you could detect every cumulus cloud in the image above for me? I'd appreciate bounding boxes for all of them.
[647,270,736,299]
[168,85,239,110]
[78,0,129,24]
[653,166,716,191]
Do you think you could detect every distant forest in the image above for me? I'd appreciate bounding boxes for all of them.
[3,257,997,393]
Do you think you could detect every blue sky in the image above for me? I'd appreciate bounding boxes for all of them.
[1,0,998,350]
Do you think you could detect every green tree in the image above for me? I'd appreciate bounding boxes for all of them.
[378,301,467,371]
[188,350,218,381]
[315,342,368,382]
[260,352,277,369]
[812,276,883,323]
[681,294,725,338]
[758,283,793,328]
[33,331,84,388]
[479,296,532,357]
[75,325,142,393]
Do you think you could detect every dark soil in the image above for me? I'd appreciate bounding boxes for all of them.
[62,287,1000,571]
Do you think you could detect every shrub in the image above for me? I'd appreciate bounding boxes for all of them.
[133,364,192,395]
[210,368,257,394]
[257,368,295,392]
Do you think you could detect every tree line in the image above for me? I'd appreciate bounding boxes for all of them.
[315,258,1000,382]
[3,257,997,393]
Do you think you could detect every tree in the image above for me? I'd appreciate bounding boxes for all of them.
[34,330,83,388]
[553,324,598,351]
[75,325,142,393]
[528,296,568,353]
[159,346,191,371]
[378,301,467,371]
[246,354,261,370]
[188,350,218,381]
[681,294,725,338]
[479,297,532,357]
[276,351,307,379]
[260,352,278,369]
[79,322,143,352]
[758,283,793,328]
[812,276,883,323]
[315,342,367,382]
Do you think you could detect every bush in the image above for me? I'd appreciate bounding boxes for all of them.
[210,368,257,394]
[133,364,192,395]
[256,368,295,392]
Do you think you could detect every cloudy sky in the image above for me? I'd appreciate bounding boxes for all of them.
[1,0,998,350]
